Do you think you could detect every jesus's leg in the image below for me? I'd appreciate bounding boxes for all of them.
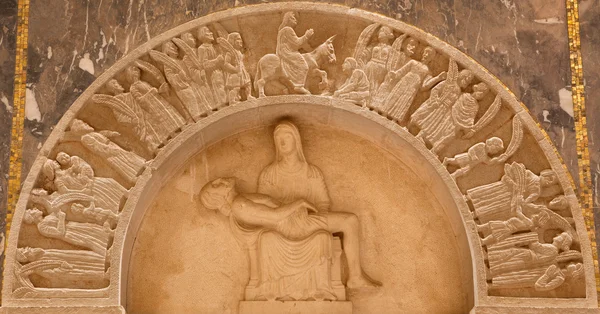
[326,212,377,288]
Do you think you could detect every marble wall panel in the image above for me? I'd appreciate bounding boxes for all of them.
[580,0,600,246]
[0,0,18,259]
[0,0,19,293]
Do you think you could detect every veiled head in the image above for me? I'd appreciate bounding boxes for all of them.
[273,121,306,163]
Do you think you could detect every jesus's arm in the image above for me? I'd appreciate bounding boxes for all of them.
[232,197,315,227]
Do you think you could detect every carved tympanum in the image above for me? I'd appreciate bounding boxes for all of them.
[4,4,594,313]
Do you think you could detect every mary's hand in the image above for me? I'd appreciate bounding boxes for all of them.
[292,199,317,214]
[303,201,318,214]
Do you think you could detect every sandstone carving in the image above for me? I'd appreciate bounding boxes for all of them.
[443,117,524,179]
[38,152,127,214]
[3,4,595,312]
[409,59,473,150]
[13,152,121,296]
[93,68,186,155]
[466,162,580,293]
[196,25,228,109]
[200,178,377,299]
[255,12,336,97]
[253,122,342,301]
[16,247,108,286]
[12,259,109,299]
[221,32,254,104]
[23,208,113,256]
[150,41,211,121]
[467,162,560,224]
[200,122,377,304]
[373,46,445,123]
[258,122,331,212]
[333,57,370,105]
[354,25,413,95]
[61,119,147,184]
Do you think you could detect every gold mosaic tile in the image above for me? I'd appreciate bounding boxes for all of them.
[566,0,600,302]
[5,0,29,280]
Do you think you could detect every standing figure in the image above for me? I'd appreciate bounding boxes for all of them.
[362,26,395,93]
[152,41,211,121]
[179,32,217,111]
[94,79,161,153]
[378,47,446,123]
[62,119,146,184]
[409,59,474,153]
[126,65,185,144]
[435,82,502,154]
[222,32,254,104]
[24,208,113,256]
[333,57,370,105]
[196,26,227,109]
[258,121,330,212]
[452,82,489,137]
[367,37,418,111]
[276,12,314,94]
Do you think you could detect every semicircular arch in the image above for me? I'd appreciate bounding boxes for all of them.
[2,3,596,313]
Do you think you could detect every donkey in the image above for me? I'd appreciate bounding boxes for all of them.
[254,35,337,97]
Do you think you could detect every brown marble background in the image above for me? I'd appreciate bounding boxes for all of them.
[0,0,596,297]
[0,0,18,286]
[580,0,600,241]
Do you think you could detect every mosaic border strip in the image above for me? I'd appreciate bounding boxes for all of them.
[5,0,29,275]
[566,0,600,302]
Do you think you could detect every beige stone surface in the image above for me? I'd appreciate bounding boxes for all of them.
[239,301,353,314]
[1,2,597,313]
[127,125,470,313]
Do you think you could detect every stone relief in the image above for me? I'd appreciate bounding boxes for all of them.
[443,117,524,179]
[255,12,336,97]
[5,6,592,309]
[466,162,581,292]
[61,119,147,185]
[14,152,122,297]
[200,122,378,304]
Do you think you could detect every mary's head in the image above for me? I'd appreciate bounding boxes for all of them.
[273,121,306,164]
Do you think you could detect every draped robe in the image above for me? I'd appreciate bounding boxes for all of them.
[250,162,335,300]
[276,26,309,88]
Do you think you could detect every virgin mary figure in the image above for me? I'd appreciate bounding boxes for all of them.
[258,121,330,211]
[253,121,338,300]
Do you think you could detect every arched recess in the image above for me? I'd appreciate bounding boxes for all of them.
[1,2,597,313]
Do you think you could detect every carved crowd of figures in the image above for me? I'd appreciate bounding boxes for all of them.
[466,162,583,292]
[17,152,127,297]
[13,13,585,299]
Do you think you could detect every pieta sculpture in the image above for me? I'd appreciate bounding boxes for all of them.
[200,122,378,302]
